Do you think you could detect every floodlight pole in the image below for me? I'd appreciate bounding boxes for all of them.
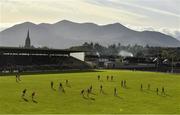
[171,57,174,73]
[156,49,159,72]
[156,57,159,72]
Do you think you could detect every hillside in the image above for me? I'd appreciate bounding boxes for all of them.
[0,20,180,48]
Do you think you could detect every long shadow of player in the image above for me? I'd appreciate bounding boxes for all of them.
[22,97,29,102]
[165,94,172,97]
[100,90,108,95]
[123,86,131,89]
[148,89,155,92]
[90,92,96,95]
[65,80,71,88]
[115,95,123,100]
[158,93,171,97]
[102,91,108,95]
[89,97,95,101]
[82,95,95,101]
[32,99,38,103]
[52,88,56,91]
[66,84,71,88]
[82,95,89,100]
[99,80,103,82]
[142,90,150,94]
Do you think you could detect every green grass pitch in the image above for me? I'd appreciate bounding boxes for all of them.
[0,70,180,114]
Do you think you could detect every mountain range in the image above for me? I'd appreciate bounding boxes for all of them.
[0,20,180,48]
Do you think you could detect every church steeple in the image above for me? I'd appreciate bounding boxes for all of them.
[25,29,31,48]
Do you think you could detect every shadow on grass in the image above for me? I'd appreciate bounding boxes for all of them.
[82,96,88,100]
[141,89,172,97]
[165,94,172,97]
[51,88,56,91]
[100,90,108,95]
[0,69,103,76]
[82,95,95,101]
[66,84,71,88]
[22,97,29,102]
[32,99,38,103]
[115,95,123,100]
[148,89,155,92]
[158,93,172,97]
[123,86,131,89]
[90,92,96,95]
[141,90,150,94]
[89,97,95,101]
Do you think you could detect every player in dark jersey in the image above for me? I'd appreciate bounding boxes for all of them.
[114,88,117,96]
[97,75,100,81]
[89,85,93,93]
[107,76,109,81]
[22,89,27,98]
[121,80,123,87]
[141,84,143,91]
[32,91,35,100]
[161,87,165,95]
[51,81,54,89]
[111,76,113,81]
[66,80,68,86]
[100,85,103,93]
[81,89,85,95]
[156,88,159,95]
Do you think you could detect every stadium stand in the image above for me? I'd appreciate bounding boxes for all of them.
[0,47,91,73]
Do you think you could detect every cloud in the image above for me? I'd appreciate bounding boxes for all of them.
[0,27,6,32]
[86,0,180,28]
[87,0,180,17]
[108,0,180,17]
[160,29,180,41]
[86,0,147,18]
[125,24,180,41]
[0,0,147,25]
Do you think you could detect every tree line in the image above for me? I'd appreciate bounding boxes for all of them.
[69,42,180,61]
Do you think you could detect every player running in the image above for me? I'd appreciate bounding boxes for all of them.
[32,91,36,100]
[111,76,113,81]
[97,75,100,81]
[161,87,165,95]
[51,81,54,89]
[107,76,109,81]
[100,85,103,93]
[114,88,117,96]
[141,84,143,91]
[156,88,159,95]
[22,89,27,98]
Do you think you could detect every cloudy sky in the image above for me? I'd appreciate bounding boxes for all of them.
[0,0,180,40]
